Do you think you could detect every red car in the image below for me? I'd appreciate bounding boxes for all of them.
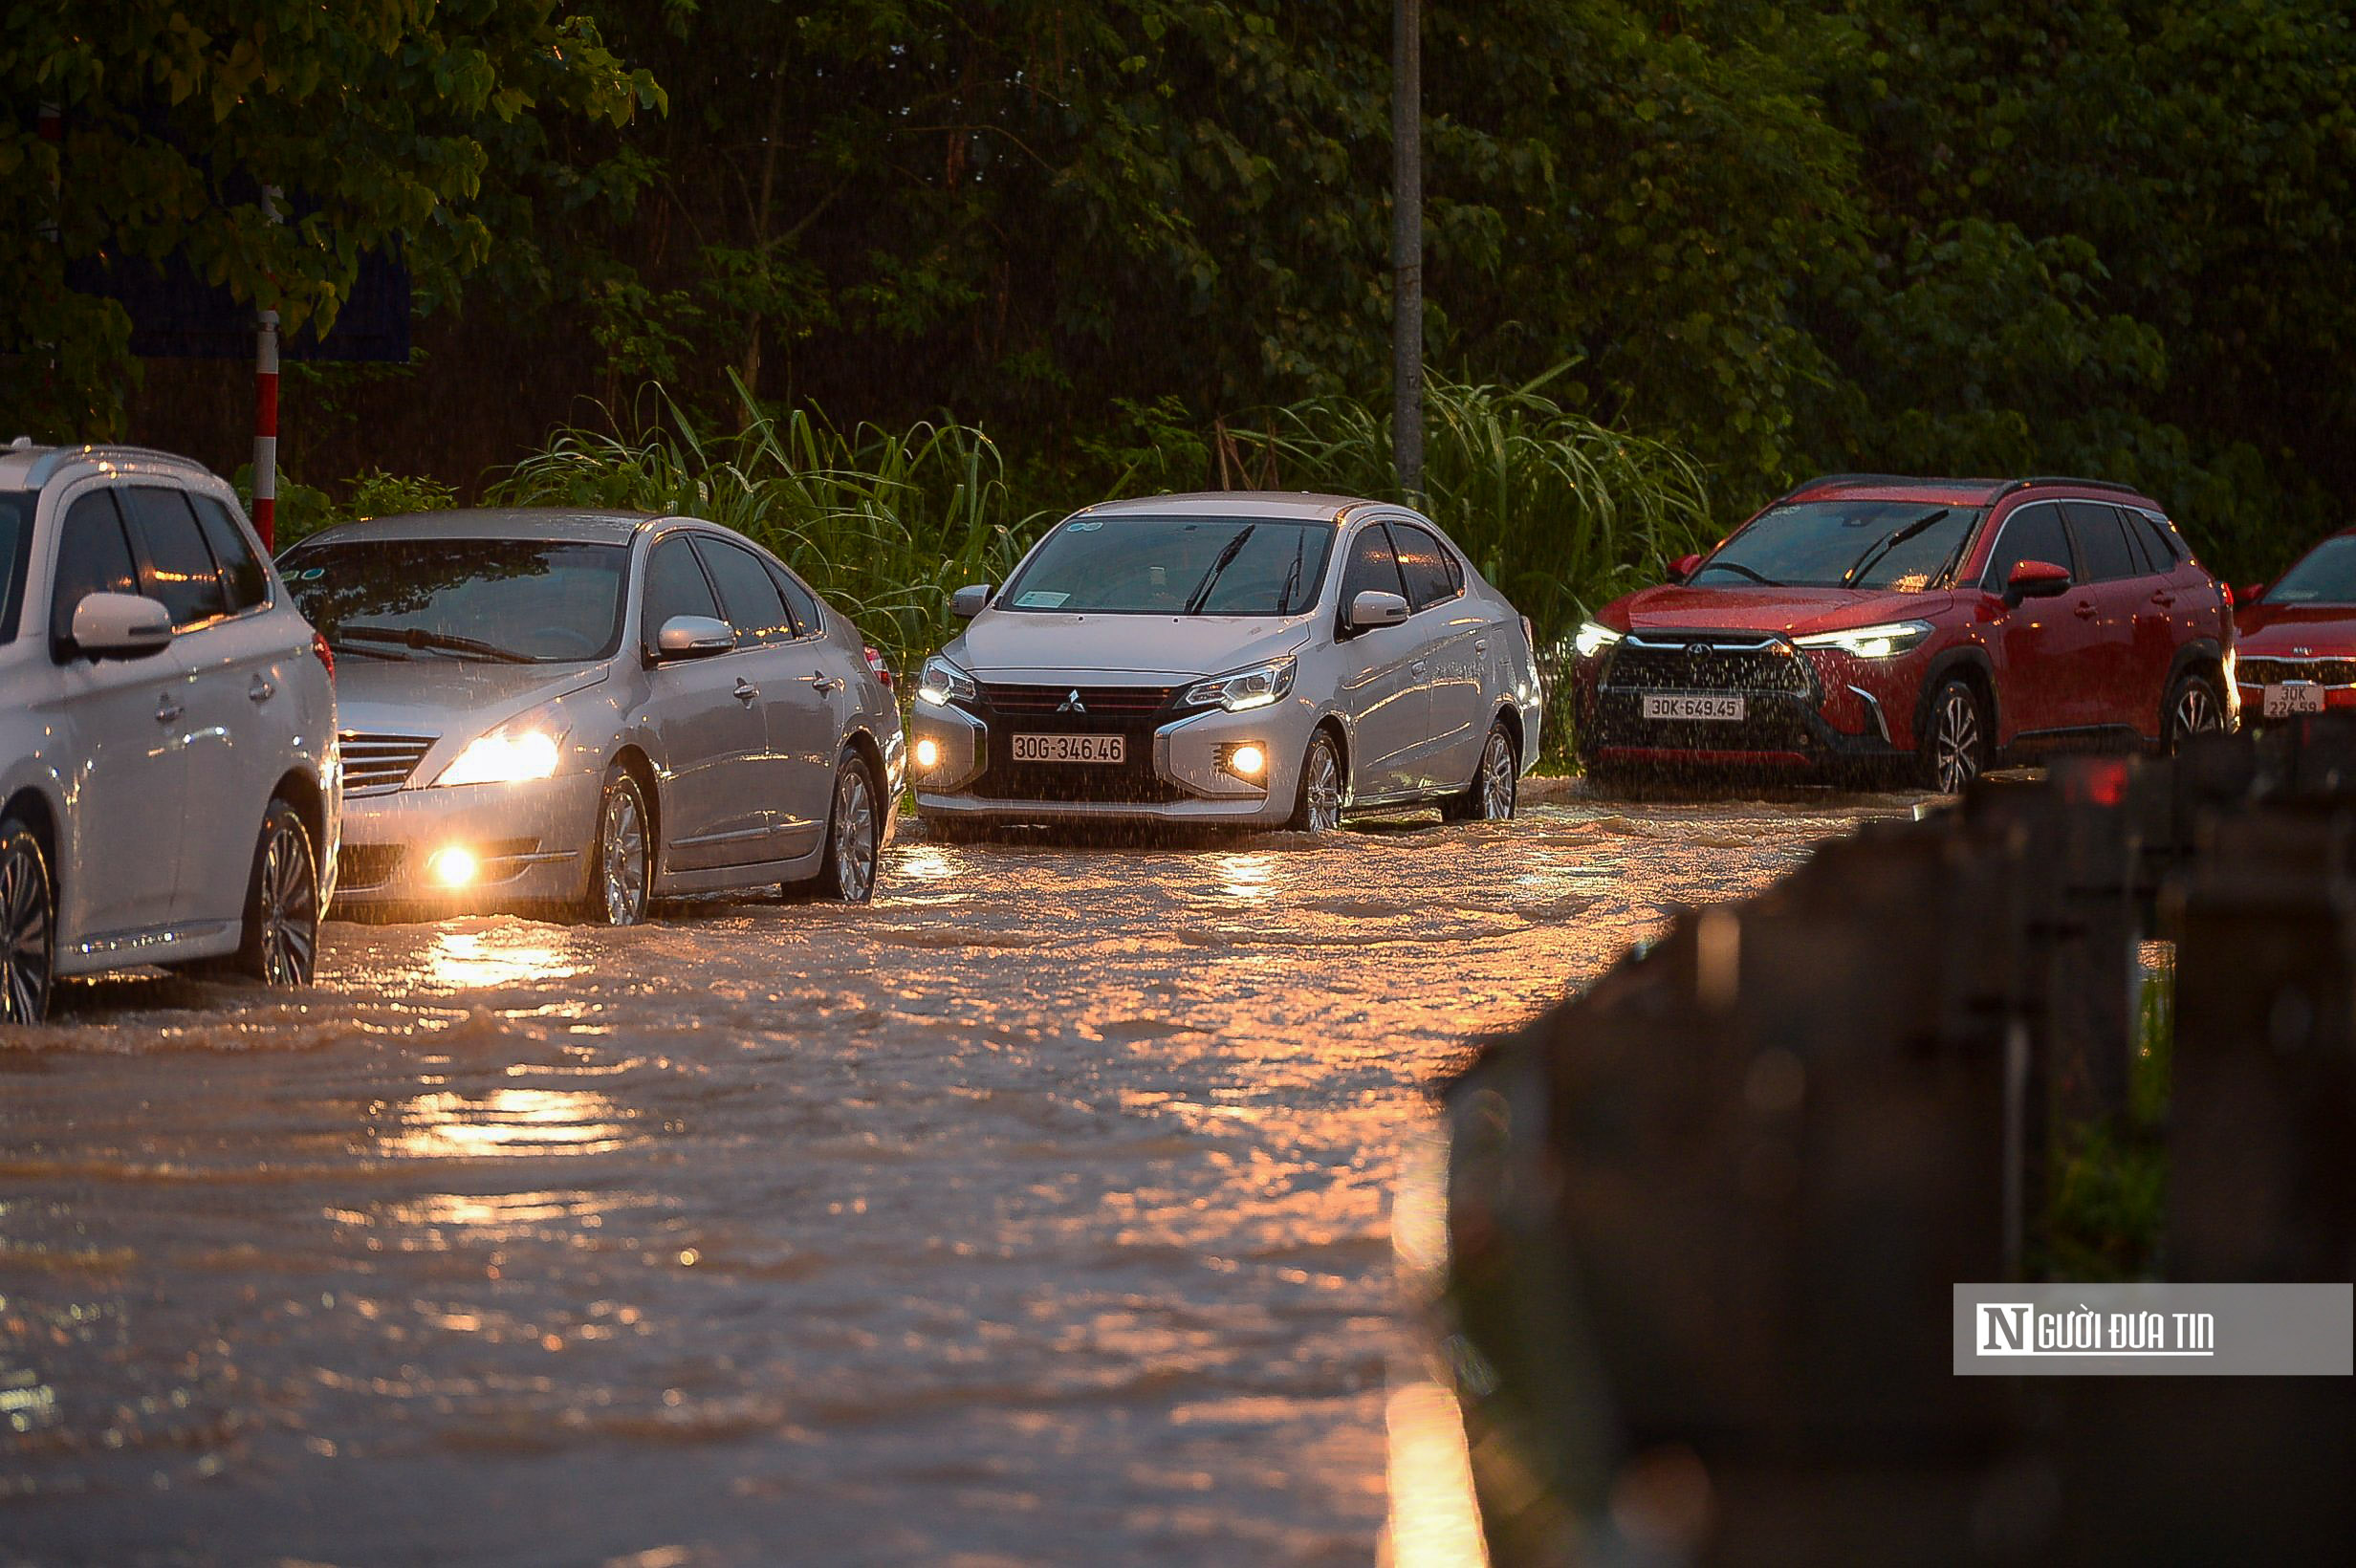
[2234,525,2356,722]
[1571,474,2236,791]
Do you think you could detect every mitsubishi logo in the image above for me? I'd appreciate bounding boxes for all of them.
[1058,689,1086,714]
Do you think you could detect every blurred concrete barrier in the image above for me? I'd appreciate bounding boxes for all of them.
[1436,715,2356,1566]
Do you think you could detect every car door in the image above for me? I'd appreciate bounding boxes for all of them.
[45,487,190,939]
[1387,519,1488,789]
[2062,501,2162,734]
[770,559,860,858]
[690,532,834,860]
[1332,521,1426,796]
[1980,501,2104,736]
[2115,506,2199,733]
[638,534,774,872]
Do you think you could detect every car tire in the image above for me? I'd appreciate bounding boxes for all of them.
[1919,676,1989,794]
[2165,668,2228,751]
[1288,730,1345,834]
[0,817,55,1024]
[1443,721,1518,822]
[814,751,882,903]
[583,766,652,926]
[233,798,320,987]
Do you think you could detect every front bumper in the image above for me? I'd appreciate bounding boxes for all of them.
[909,692,1313,825]
[1572,635,1923,773]
[331,771,602,910]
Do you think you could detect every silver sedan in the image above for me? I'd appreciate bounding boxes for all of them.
[280,509,902,921]
[909,491,1542,833]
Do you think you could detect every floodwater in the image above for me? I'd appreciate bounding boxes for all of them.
[0,788,1912,1566]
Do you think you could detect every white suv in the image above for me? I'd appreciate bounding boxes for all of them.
[0,442,339,1022]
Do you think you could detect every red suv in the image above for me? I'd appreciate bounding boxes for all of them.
[2233,526,2356,723]
[1570,475,2235,791]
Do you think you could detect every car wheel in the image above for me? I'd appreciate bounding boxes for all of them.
[1443,722,1518,822]
[1288,730,1345,833]
[0,817,55,1024]
[234,798,320,987]
[2165,669,2227,750]
[815,751,882,903]
[584,767,652,926]
[1920,677,1988,794]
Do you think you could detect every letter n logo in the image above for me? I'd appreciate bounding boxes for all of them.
[1979,1303,2033,1355]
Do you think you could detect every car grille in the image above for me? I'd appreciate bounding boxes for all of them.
[341,731,438,795]
[2238,657,2356,687]
[975,682,1183,717]
[337,844,405,890]
[1603,635,1815,696]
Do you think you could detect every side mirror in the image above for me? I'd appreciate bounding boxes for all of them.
[655,614,736,660]
[1348,589,1410,631]
[2005,558,2073,604]
[1669,552,1703,584]
[70,592,173,661]
[951,583,992,619]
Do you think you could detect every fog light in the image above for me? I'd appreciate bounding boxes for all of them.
[913,735,942,770]
[1231,743,1266,776]
[428,846,479,887]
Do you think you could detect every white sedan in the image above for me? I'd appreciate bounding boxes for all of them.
[909,491,1542,833]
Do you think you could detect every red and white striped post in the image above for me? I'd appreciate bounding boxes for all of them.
[252,185,282,548]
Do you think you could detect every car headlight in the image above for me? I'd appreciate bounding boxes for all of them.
[434,717,569,786]
[1183,658,1297,712]
[1793,621,1935,659]
[917,656,976,708]
[1574,621,1623,659]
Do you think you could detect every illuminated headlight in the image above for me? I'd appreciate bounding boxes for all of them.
[917,656,976,708]
[1184,658,1296,712]
[435,727,564,786]
[912,735,942,770]
[1217,741,1269,781]
[427,845,479,886]
[1574,621,1623,659]
[1793,621,1935,660]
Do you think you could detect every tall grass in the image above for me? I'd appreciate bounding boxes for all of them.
[487,377,1045,673]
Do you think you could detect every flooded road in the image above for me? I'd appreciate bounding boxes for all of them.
[0,789,1912,1566]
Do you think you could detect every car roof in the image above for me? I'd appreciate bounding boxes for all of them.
[1072,490,1387,524]
[1,442,226,492]
[1784,473,2162,510]
[293,507,664,548]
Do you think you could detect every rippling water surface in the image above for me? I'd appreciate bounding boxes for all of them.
[0,789,1909,1565]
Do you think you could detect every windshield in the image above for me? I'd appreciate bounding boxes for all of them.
[0,491,29,642]
[281,538,628,664]
[1694,501,1983,591]
[2262,537,2356,606]
[997,516,1336,616]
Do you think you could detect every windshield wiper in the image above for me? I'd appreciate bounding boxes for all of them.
[337,624,535,664]
[1843,509,1950,588]
[1276,530,1306,615]
[1696,560,1780,587]
[1183,525,1256,615]
[324,638,410,661]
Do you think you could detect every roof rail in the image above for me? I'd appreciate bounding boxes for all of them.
[1995,475,2145,500]
[23,443,213,489]
[1773,472,2009,505]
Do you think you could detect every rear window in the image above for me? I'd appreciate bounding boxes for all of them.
[0,490,30,642]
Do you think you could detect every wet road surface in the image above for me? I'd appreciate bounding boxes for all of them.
[0,789,1914,1565]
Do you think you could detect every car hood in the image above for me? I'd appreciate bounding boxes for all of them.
[1603,584,1956,639]
[334,659,610,738]
[2234,603,2356,655]
[946,612,1314,683]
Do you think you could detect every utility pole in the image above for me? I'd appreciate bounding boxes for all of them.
[252,186,282,549]
[1391,0,1424,500]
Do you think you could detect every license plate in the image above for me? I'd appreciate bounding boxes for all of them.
[1012,733,1125,764]
[2263,683,2326,718]
[1642,693,1746,722]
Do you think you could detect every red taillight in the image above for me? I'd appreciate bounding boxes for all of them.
[312,630,335,683]
[2219,582,2235,608]
[864,645,893,689]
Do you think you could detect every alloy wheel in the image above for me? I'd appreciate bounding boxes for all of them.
[1,836,51,1024]
[256,816,319,986]
[831,764,879,902]
[2172,681,2222,743]
[600,785,649,925]
[1301,738,1343,833]
[1933,686,1982,794]
[1478,731,1517,820]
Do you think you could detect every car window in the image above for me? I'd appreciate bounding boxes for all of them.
[190,493,270,612]
[691,534,795,645]
[2259,536,2356,605]
[1981,504,2078,590]
[0,490,34,643]
[768,562,825,638]
[1340,525,1407,607]
[51,490,141,652]
[1390,523,1461,611]
[283,537,627,663]
[644,536,723,650]
[2064,501,2141,582]
[2132,510,2183,568]
[995,515,1336,616]
[121,486,229,628]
